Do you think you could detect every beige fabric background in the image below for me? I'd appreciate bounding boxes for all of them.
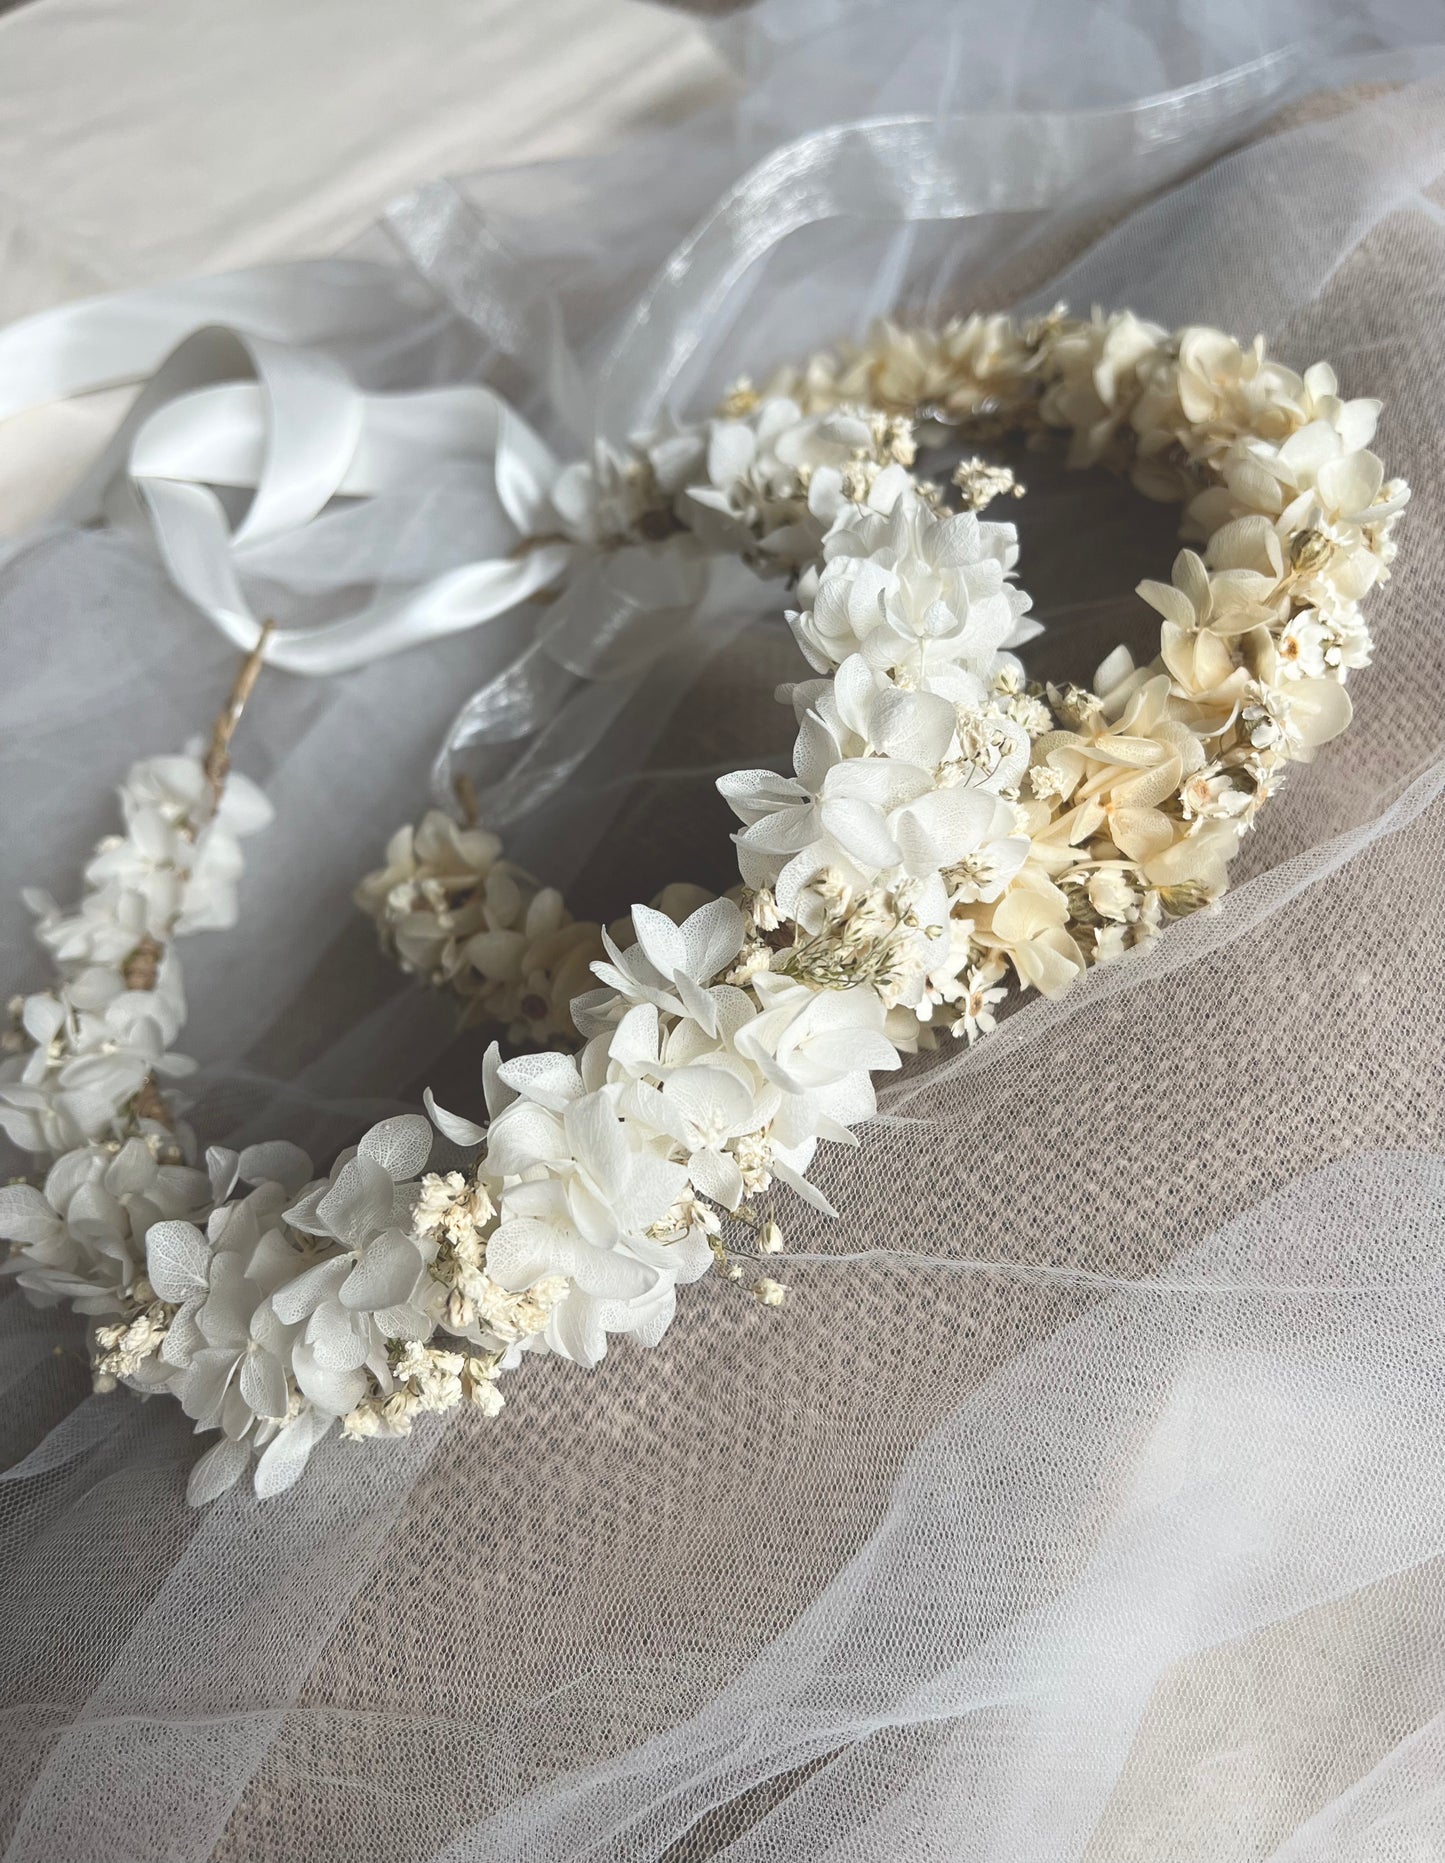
[0,0,734,529]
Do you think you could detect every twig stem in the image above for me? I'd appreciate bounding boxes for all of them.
[203,620,276,810]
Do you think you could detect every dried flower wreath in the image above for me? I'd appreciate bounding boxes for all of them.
[1,310,1408,1502]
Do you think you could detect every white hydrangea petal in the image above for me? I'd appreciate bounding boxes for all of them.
[495,1051,585,1110]
[662,1066,757,1139]
[486,1101,569,1178]
[182,1349,239,1428]
[254,1412,327,1499]
[869,687,957,767]
[145,1220,212,1302]
[187,1436,252,1507]
[672,970,721,1038]
[239,1350,289,1422]
[817,797,902,872]
[293,1342,367,1414]
[1317,448,1382,516]
[489,1216,636,1301]
[304,1302,370,1371]
[679,898,745,983]
[687,1146,744,1211]
[771,1155,838,1218]
[422,1087,487,1148]
[629,904,689,982]
[356,1114,433,1183]
[340,1232,424,1313]
[0,1184,60,1246]
[316,1155,395,1248]
[271,1255,350,1326]
[236,1141,314,1194]
[705,420,757,486]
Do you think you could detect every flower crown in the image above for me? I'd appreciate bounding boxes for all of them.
[0,309,1408,1502]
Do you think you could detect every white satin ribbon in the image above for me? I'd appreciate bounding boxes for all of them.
[0,267,573,675]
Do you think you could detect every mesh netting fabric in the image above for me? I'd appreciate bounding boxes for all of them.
[6,4,1445,1858]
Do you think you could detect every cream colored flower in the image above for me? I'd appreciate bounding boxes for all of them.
[1038,309,1167,467]
[950,964,1009,1044]
[858,314,1038,422]
[1032,675,1206,868]
[979,875,1085,997]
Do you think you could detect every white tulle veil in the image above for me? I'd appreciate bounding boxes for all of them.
[6,3,1445,1857]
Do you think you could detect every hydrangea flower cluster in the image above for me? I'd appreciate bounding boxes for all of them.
[548,395,919,571]
[2,310,1408,1502]
[0,752,272,1160]
[354,812,603,1048]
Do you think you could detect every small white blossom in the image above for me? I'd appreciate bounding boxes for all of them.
[790,490,1036,687]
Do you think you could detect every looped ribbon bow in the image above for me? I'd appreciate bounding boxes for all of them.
[0,267,572,676]
[0,51,1302,819]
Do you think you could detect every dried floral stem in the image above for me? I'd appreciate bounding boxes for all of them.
[453,773,481,827]
[128,627,276,1130]
[202,620,275,811]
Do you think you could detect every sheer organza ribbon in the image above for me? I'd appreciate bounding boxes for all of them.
[0,44,1304,814]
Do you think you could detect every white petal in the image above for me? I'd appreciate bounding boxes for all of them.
[340,1233,424,1313]
[680,897,745,982]
[629,904,687,981]
[239,1350,289,1421]
[772,1155,838,1217]
[489,1216,649,1301]
[356,1114,433,1183]
[869,688,956,767]
[303,1303,369,1371]
[705,420,756,486]
[254,1413,326,1497]
[270,1255,350,1326]
[236,1141,314,1194]
[673,970,720,1037]
[145,1220,212,1302]
[316,1156,395,1247]
[562,1091,631,1190]
[817,797,902,872]
[687,1146,744,1211]
[293,1341,367,1413]
[0,1184,59,1246]
[187,1436,251,1507]
[664,1066,756,1136]
[894,786,997,876]
[422,1087,487,1148]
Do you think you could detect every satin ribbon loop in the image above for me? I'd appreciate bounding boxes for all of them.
[2,282,577,677]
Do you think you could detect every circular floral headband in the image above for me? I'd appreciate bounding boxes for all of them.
[0,309,1408,1502]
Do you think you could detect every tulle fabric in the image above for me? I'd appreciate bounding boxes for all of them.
[6,3,1445,1857]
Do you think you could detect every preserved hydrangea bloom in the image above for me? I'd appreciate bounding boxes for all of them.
[484,1080,704,1366]
[761,313,1039,429]
[789,490,1038,691]
[549,421,708,547]
[1037,308,1169,467]
[0,1135,212,1316]
[720,656,1030,928]
[1,749,270,1156]
[0,954,194,1154]
[677,398,915,568]
[356,810,604,1045]
[271,1117,441,1415]
[25,755,271,967]
[549,395,916,572]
